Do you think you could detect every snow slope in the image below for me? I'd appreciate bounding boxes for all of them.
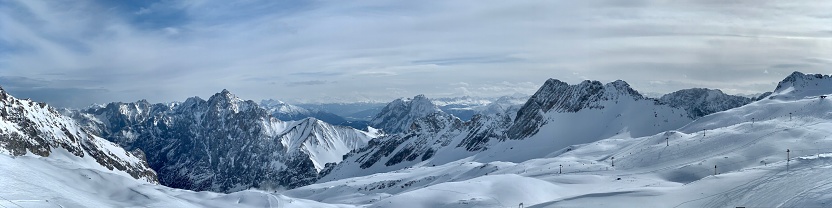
[285,72,832,208]
[0,86,157,183]
[320,79,694,182]
[9,72,832,208]
[0,152,354,208]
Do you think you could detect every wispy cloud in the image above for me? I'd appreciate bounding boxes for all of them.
[290,72,344,77]
[412,55,523,66]
[1,0,831,107]
[285,80,332,86]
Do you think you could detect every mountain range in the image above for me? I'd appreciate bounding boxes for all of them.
[64,90,376,192]
[4,71,832,207]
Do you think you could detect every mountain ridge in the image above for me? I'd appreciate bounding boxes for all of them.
[0,86,158,183]
[66,89,375,192]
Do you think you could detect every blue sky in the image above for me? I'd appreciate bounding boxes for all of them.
[1,0,832,107]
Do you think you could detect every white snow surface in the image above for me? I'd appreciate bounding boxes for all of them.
[285,94,832,207]
[8,72,832,208]
[0,88,156,182]
[0,151,352,208]
[261,99,312,118]
[279,118,375,171]
[321,80,694,182]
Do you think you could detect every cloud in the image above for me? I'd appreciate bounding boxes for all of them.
[285,80,331,86]
[4,87,110,108]
[412,55,523,66]
[356,71,397,77]
[290,72,344,77]
[450,82,470,86]
[0,76,49,88]
[135,7,151,15]
[1,0,831,107]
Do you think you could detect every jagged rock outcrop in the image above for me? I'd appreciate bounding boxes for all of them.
[67,90,374,193]
[753,92,773,101]
[506,79,644,140]
[659,88,752,119]
[322,79,695,182]
[770,72,832,99]
[0,86,158,183]
[369,95,446,134]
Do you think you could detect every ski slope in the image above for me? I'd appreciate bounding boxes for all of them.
[0,150,354,208]
[6,72,832,207]
[285,91,832,207]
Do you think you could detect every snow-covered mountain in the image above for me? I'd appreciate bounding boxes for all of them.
[321,79,695,182]
[296,102,387,121]
[0,148,348,208]
[260,99,350,126]
[284,73,832,207]
[261,99,310,119]
[368,94,447,134]
[261,100,375,130]
[432,95,528,120]
[659,88,752,119]
[475,95,528,117]
[770,71,832,99]
[0,86,158,183]
[506,79,689,140]
[10,72,832,207]
[66,90,375,193]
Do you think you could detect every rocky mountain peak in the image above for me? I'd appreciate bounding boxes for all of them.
[659,88,751,119]
[774,72,832,93]
[0,86,158,183]
[525,79,643,115]
[205,89,258,114]
[209,89,241,103]
[507,79,647,140]
[68,90,375,192]
[370,94,446,134]
[603,80,644,99]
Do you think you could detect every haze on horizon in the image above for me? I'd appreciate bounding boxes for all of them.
[1,0,831,108]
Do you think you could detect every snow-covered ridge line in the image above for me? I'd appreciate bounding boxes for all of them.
[771,71,832,100]
[66,89,376,193]
[369,94,447,134]
[294,71,832,207]
[321,78,696,182]
[659,88,752,119]
[506,79,648,140]
[0,85,158,183]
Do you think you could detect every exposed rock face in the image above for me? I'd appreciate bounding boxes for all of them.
[0,86,157,183]
[369,95,446,134]
[322,79,699,182]
[753,92,773,101]
[507,79,643,140]
[456,112,512,151]
[770,72,832,99]
[659,88,752,119]
[359,112,464,169]
[68,90,374,193]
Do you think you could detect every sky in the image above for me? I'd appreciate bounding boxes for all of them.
[1,0,832,108]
